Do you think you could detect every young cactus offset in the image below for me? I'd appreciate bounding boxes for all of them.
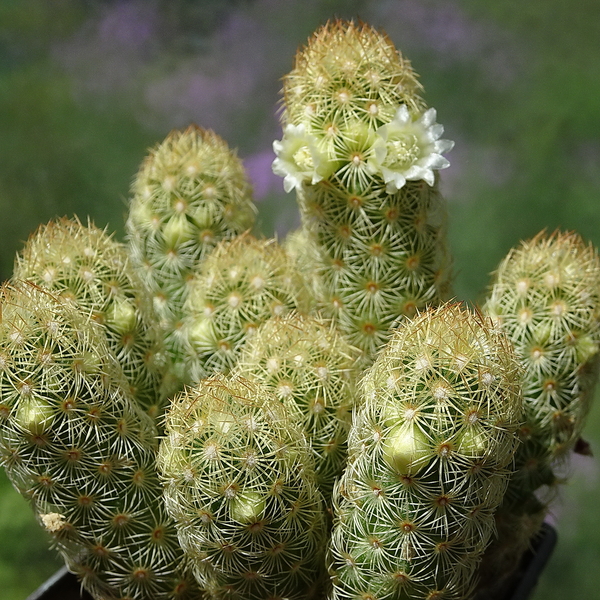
[183,233,312,381]
[13,217,167,419]
[235,312,361,502]
[274,21,454,360]
[478,230,600,594]
[126,125,257,387]
[157,373,328,600]
[0,282,200,600]
[328,303,523,600]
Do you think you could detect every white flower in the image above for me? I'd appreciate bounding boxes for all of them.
[272,124,331,193]
[369,105,454,193]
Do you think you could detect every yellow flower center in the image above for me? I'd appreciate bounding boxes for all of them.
[293,145,314,171]
[385,134,420,169]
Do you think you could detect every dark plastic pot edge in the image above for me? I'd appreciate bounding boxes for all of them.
[509,522,558,600]
[26,565,93,600]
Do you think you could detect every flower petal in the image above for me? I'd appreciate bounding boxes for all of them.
[419,108,437,128]
[394,104,411,124]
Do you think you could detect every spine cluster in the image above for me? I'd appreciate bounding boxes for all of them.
[275,21,454,361]
[328,304,523,600]
[158,374,327,600]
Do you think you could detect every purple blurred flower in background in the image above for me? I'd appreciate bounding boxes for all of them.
[244,150,283,200]
[54,1,159,95]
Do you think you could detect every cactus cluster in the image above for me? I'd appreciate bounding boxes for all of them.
[0,17,599,600]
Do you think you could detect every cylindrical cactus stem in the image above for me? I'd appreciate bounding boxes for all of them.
[183,233,313,382]
[12,216,167,419]
[0,282,201,600]
[235,311,361,503]
[157,373,328,600]
[483,230,600,503]
[477,230,600,595]
[126,125,257,388]
[328,303,523,600]
[274,20,454,361]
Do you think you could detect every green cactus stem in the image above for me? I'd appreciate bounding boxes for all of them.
[328,303,523,600]
[483,230,600,492]
[477,230,600,595]
[12,216,167,420]
[235,311,361,503]
[158,373,328,600]
[126,125,257,388]
[274,21,454,361]
[0,281,201,600]
[183,233,312,381]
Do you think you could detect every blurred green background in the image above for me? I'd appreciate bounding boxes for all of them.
[1,1,599,598]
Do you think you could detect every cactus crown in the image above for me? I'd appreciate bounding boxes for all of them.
[358,303,523,473]
[129,125,255,247]
[484,230,600,458]
[282,20,425,129]
[277,20,453,195]
[0,281,125,421]
[14,216,154,320]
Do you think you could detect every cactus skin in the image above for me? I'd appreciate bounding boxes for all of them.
[13,217,168,419]
[328,304,523,600]
[183,233,312,381]
[126,125,257,387]
[0,282,202,600]
[157,374,328,600]
[277,21,453,361]
[235,312,361,503]
[284,228,326,303]
[477,231,600,595]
